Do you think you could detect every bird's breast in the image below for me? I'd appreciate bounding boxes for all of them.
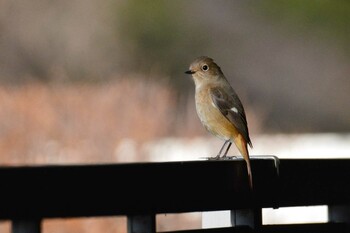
[195,88,239,140]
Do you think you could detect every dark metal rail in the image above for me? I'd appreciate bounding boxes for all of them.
[1,158,350,232]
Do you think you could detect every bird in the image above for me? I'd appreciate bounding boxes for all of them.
[185,56,253,188]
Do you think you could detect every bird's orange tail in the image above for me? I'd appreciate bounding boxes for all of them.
[235,134,253,189]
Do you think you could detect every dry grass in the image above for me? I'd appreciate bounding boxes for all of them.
[43,217,127,233]
[0,78,183,165]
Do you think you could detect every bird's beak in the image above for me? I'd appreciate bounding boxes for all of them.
[185,70,195,74]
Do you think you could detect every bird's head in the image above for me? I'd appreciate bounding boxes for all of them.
[185,56,223,86]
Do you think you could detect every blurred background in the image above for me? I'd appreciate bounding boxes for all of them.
[0,0,349,232]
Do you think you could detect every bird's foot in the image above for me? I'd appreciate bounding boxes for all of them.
[207,154,221,160]
[206,155,238,160]
[221,155,238,160]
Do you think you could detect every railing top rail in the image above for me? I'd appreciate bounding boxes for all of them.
[0,158,349,220]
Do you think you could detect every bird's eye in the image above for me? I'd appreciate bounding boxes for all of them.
[202,65,209,71]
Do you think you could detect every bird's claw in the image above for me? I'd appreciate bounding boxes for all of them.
[206,155,238,161]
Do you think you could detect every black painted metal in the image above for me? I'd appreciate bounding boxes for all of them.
[127,215,156,233]
[12,219,41,233]
[1,158,350,232]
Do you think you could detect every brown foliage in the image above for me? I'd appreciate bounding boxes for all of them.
[0,79,177,165]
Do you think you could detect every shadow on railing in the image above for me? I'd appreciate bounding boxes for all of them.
[1,158,350,233]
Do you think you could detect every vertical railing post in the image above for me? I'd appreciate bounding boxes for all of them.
[127,215,156,233]
[12,219,41,233]
[231,208,262,230]
[329,204,350,228]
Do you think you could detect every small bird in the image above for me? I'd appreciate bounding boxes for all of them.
[185,56,253,188]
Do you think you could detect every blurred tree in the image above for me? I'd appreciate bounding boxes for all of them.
[257,0,350,54]
[115,0,207,91]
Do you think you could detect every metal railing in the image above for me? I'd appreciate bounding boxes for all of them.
[1,158,350,233]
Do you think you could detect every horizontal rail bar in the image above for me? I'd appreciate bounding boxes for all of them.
[0,158,349,220]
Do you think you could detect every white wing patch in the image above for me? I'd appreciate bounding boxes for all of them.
[230,107,239,113]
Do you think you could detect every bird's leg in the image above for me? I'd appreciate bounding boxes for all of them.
[217,140,230,158]
[209,140,229,160]
[221,142,232,158]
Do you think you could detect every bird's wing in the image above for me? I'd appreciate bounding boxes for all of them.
[210,87,252,147]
